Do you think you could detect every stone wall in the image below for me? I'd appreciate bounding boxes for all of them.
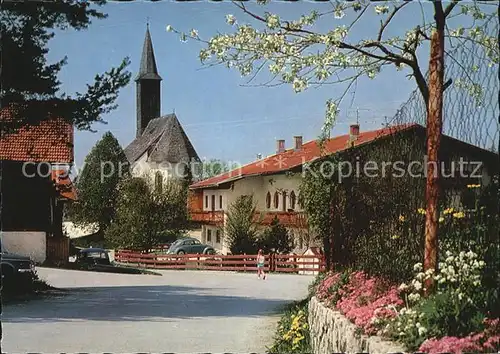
[308,296,407,354]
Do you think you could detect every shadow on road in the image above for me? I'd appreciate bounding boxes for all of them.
[2,284,288,323]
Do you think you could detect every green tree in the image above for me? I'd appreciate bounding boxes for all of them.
[258,216,293,254]
[1,1,130,133]
[225,195,259,254]
[199,158,240,180]
[105,175,188,251]
[67,132,129,233]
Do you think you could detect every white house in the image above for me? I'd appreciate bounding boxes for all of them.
[188,123,497,255]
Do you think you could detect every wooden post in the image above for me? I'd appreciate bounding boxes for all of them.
[424,17,445,294]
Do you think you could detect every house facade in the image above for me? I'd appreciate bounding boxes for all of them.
[124,26,200,183]
[188,124,498,255]
[0,107,76,263]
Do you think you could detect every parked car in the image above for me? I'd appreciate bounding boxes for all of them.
[166,237,215,255]
[0,240,36,288]
[72,248,159,275]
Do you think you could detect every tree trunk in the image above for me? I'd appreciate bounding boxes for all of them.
[424,13,445,294]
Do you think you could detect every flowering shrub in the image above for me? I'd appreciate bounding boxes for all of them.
[268,300,310,354]
[419,318,500,354]
[335,271,402,335]
[312,249,499,353]
[388,250,499,351]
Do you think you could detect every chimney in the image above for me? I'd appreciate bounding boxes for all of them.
[294,136,303,151]
[349,124,360,141]
[276,139,285,154]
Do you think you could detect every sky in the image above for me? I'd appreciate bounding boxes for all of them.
[47,1,440,172]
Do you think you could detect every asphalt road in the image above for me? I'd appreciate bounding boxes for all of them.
[1,267,312,353]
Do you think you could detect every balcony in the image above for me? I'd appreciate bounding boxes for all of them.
[190,210,224,225]
[189,209,307,228]
[256,211,307,228]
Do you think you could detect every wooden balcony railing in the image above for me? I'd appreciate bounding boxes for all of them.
[189,210,224,225]
[189,209,307,228]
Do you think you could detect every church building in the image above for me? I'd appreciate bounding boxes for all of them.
[124,26,200,183]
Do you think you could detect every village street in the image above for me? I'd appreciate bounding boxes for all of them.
[2,268,312,353]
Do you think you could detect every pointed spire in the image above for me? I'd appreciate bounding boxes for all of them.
[136,25,162,81]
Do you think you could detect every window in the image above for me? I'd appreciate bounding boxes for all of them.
[282,192,287,211]
[273,192,279,209]
[290,191,296,210]
[211,195,216,211]
[219,195,223,209]
[205,195,209,208]
[207,230,212,242]
[266,192,271,209]
[216,230,221,243]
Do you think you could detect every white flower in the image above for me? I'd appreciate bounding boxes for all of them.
[166,25,173,32]
[413,280,422,291]
[374,5,389,15]
[399,283,409,291]
[418,326,427,336]
[266,14,280,29]
[414,263,423,272]
[466,250,476,259]
[292,78,307,93]
[408,293,421,302]
[226,14,236,26]
[190,29,199,38]
[334,9,345,19]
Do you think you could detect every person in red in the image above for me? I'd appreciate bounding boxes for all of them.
[257,249,266,280]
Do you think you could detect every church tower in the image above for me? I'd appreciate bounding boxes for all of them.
[136,25,162,138]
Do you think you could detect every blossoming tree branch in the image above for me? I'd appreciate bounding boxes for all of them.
[166,0,498,285]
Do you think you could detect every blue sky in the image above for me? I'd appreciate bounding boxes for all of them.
[48,1,438,171]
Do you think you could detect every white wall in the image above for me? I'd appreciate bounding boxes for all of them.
[131,152,188,180]
[201,225,225,253]
[1,231,46,264]
[187,229,202,241]
[262,174,303,212]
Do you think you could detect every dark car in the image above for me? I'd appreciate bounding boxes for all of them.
[74,248,159,275]
[76,248,112,269]
[166,237,216,255]
[0,241,36,288]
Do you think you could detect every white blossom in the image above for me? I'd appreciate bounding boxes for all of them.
[266,14,280,29]
[374,5,389,15]
[226,14,236,26]
[166,24,173,32]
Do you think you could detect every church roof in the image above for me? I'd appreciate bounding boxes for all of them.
[124,113,200,165]
[135,26,162,81]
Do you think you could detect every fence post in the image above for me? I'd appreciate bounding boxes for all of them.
[270,253,275,272]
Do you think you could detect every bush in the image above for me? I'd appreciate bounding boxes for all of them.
[387,250,499,351]
[2,270,53,299]
[258,216,293,254]
[267,299,311,354]
[225,196,260,254]
[311,249,500,353]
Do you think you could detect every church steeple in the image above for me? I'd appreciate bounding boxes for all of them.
[136,24,162,137]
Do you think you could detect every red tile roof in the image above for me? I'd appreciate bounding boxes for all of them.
[0,107,73,163]
[190,123,420,189]
[52,169,78,201]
